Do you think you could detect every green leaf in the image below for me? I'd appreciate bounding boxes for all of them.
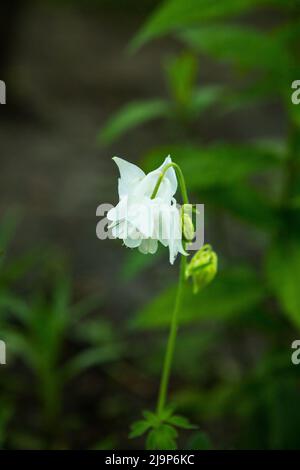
[201,184,278,231]
[120,248,164,282]
[70,295,104,324]
[132,266,266,329]
[0,295,30,324]
[143,410,160,426]
[146,424,178,450]
[129,420,151,438]
[186,431,212,450]
[165,52,197,107]
[166,414,197,429]
[99,100,169,144]
[143,144,280,191]
[266,239,300,329]
[180,26,290,75]
[0,402,13,448]
[190,86,224,116]
[130,0,279,51]
[64,345,123,379]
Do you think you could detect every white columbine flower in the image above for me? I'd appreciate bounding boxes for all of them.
[107,156,187,264]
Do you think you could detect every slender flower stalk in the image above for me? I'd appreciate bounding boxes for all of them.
[156,253,187,416]
[150,162,190,418]
[150,162,189,205]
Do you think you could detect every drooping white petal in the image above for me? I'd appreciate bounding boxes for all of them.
[139,238,158,255]
[157,199,187,264]
[157,155,177,197]
[113,157,145,198]
[123,235,142,248]
[126,196,155,238]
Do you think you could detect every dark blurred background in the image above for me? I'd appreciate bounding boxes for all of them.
[0,0,300,450]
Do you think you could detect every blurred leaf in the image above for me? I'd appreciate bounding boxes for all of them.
[265,378,300,449]
[132,266,265,329]
[166,414,197,429]
[202,184,278,230]
[221,79,283,113]
[180,26,291,75]
[130,0,279,51]
[165,52,197,107]
[0,295,30,324]
[0,403,13,448]
[0,249,43,286]
[186,431,212,450]
[129,419,151,438]
[70,295,103,323]
[143,410,160,426]
[73,318,115,344]
[191,85,224,116]
[266,238,300,328]
[143,144,280,190]
[64,344,123,379]
[120,247,164,282]
[91,436,117,450]
[146,424,178,450]
[1,328,35,367]
[99,100,169,144]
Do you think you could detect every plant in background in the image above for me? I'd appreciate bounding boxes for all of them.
[0,212,125,448]
[106,155,217,449]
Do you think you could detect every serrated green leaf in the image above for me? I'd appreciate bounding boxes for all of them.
[99,100,169,144]
[143,410,160,426]
[129,419,151,438]
[167,414,197,429]
[146,424,178,450]
[132,266,266,329]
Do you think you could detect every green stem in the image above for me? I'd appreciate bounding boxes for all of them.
[151,162,189,205]
[151,161,189,417]
[156,254,186,417]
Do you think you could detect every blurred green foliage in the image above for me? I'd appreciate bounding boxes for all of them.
[0,213,124,449]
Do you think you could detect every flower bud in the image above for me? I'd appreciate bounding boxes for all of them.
[181,204,195,242]
[185,244,217,294]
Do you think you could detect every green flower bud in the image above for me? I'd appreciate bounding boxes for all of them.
[185,244,217,294]
[181,204,195,242]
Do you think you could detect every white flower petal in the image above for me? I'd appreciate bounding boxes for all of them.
[126,197,155,238]
[113,157,145,198]
[148,238,158,254]
[123,236,142,248]
[111,220,127,239]
[158,155,177,197]
[138,238,158,255]
[107,196,128,222]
